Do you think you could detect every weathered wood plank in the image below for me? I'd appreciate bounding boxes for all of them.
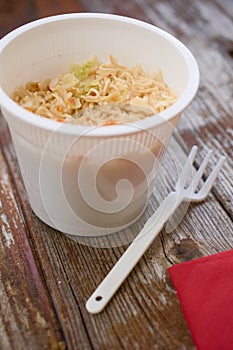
[34,0,84,18]
[0,0,36,37]
[0,144,65,349]
[0,0,85,38]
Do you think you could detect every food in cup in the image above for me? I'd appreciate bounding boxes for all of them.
[0,13,199,237]
[11,55,178,125]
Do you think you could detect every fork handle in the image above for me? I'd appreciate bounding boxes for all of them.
[86,191,182,314]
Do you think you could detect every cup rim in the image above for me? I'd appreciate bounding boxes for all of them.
[0,12,200,137]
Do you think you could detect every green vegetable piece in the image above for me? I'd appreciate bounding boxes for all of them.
[70,61,94,80]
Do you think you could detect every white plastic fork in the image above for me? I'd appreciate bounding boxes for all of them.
[86,146,226,314]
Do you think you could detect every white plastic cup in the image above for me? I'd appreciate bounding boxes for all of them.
[0,13,199,237]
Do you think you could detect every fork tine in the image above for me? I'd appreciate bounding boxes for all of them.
[175,145,198,190]
[195,156,226,200]
[189,149,213,192]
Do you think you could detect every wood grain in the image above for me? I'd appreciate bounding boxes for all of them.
[0,140,65,349]
[0,0,233,349]
[34,0,84,18]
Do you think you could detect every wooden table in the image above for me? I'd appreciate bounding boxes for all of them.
[0,1,232,349]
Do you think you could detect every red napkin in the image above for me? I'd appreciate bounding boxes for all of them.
[168,249,233,350]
